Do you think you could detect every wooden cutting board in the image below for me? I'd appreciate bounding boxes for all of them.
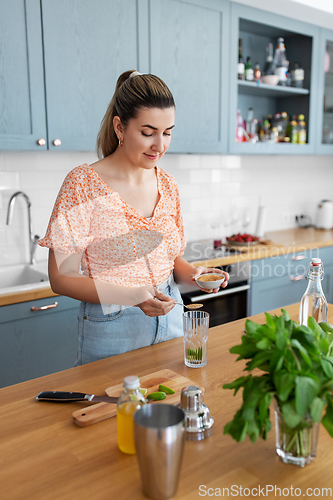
[72,369,204,427]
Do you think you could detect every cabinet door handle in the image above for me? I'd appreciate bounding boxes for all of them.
[31,301,58,312]
[290,275,305,281]
[291,255,306,261]
[53,139,61,146]
[37,138,46,146]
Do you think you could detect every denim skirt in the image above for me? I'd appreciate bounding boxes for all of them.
[74,273,183,365]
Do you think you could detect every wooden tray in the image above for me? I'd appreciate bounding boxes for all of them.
[72,369,204,427]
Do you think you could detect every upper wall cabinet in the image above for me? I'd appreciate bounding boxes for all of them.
[0,0,47,150]
[229,3,320,155]
[316,29,333,154]
[0,0,330,155]
[148,0,230,154]
[41,0,142,151]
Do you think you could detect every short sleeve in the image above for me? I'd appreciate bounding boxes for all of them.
[38,168,95,254]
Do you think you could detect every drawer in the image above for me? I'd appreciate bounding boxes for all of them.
[251,250,311,282]
[250,273,307,316]
[0,296,79,325]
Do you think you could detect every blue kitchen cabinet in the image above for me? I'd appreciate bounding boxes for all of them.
[0,0,47,150]
[315,29,333,154]
[41,0,142,151]
[250,247,333,315]
[0,296,79,388]
[229,3,320,155]
[143,0,230,154]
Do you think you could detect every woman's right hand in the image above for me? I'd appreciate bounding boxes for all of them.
[135,288,176,317]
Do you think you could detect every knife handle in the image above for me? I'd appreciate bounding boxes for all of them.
[36,391,88,402]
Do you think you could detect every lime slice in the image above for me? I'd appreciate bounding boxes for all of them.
[147,391,166,401]
[158,384,175,394]
[139,388,147,396]
[129,394,140,401]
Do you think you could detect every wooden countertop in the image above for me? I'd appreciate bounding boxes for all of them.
[2,227,333,306]
[191,227,333,267]
[1,303,333,500]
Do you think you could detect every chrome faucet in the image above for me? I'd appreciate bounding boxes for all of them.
[6,191,40,265]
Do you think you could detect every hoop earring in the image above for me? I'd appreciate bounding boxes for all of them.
[118,139,123,148]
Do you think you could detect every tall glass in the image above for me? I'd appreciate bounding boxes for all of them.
[183,311,209,368]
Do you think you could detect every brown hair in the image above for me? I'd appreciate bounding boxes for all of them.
[96,70,175,159]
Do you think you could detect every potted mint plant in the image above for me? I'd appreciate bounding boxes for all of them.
[223,309,333,467]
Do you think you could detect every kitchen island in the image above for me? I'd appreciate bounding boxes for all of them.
[1,303,333,500]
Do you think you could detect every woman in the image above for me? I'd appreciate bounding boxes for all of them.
[38,70,229,365]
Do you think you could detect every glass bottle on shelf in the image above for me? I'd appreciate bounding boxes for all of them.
[245,107,254,138]
[238,38,245,80]
[236,109,245,142]
[298,114,307,144]
[291,62,305,88]
[299,258,328,326]
[263,43,275,75]
[288,116,298,143]
[254,63,261,82]
[281,112,289,138]
[117,375,146,454]
[245,57,254,81]
[273,37,288,85]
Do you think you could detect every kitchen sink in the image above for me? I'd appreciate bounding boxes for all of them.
[0,262,50,295]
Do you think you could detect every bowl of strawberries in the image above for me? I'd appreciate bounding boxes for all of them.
[226,233,260,246]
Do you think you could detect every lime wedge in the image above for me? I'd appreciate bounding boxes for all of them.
[159,384,175,394]
[147,392,166,401]
[129,394,140,401]
[139,388,147,396]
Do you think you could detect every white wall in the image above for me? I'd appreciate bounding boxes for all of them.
[0,151,332,267]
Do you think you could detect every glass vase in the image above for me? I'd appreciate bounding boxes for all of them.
[275,407,319,467]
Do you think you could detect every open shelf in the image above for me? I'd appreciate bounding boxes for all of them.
[238,80,309,97]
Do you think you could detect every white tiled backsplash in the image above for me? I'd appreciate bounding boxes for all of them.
[0,150,332,266]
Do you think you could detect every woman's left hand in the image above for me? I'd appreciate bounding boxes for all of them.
[191,266,229,294]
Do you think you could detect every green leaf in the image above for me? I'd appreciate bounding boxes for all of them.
[281,308,291,321]
[246,351,272,371]
[322,397,333,437]
[310,397,326,422]
[223,376,248,395]
[275,329,287,351]
[308,317,325,338]
[274,371,295,402]
[265,312,276,330]
[256,338,271,350]
[247,418,260,443]
[290,339,312,367]
[245,320,261,334]
[295,376,319,415]
[319,322,333,334]
[281,402,302,428]
[275,315,285,333]
[320,358,333,379]
[230,343,257,359]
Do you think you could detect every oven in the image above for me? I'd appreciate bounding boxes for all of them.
[179,240,251,328]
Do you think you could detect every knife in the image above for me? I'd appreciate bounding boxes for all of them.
[35,391,119,404]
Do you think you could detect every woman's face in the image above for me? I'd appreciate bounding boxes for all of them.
[116,107,175,169]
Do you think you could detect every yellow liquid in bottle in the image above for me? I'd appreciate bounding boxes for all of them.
[117,401,141,454]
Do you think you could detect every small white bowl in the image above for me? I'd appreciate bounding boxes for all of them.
[262,75,279,85]
[195,273,225,290]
